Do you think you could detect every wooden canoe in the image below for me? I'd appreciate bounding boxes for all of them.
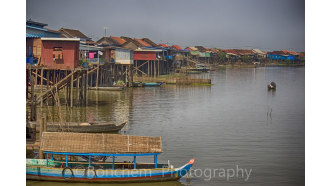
[33,121,127,133]
[142,83,163,87]
[88,87,124,91]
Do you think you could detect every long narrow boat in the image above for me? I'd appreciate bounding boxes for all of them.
[88,86,125,91]
[33,121,127,133]
[142,82,163,87]
[26,132,195,183]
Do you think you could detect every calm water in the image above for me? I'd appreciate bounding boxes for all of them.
[28,67,305,186]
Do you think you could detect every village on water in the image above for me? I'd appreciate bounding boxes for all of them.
[25,19,305,183]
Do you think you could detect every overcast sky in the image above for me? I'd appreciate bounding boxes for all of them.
[26,0,305,51]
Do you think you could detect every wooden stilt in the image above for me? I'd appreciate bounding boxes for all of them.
[84,70,88,105]
[35,69,38,88]
[46,70,50,105]
[96,65,99,88]
[39,113,46,159]
[70,70,74,107]
[40,68,43,107]
[154,60,156,78]
[52,70,55,105]
[30,69,36,121]
[148,61,150,76]
[157,59,160,77]
[75,71,80,105]
[129,64,133,87]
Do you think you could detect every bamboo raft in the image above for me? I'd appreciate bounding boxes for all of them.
[31,120,127,133]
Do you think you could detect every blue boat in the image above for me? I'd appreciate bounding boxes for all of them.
[26,132,195,183]
[142,82,163,87]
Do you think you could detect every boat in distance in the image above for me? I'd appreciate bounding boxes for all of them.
[142,82,163,87]
[32,120,127,133]
[88,86,125,91]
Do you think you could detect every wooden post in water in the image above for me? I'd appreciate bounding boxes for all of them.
[81,71,85,105]
[129,64,133,87]
[46,70,50,105]
[30,69,37,121]
[154,60,156,78]
[84,70,88,105]
[96,65,99,88]
[86,70,89,89]
[157,59,160,77]
[75,71,80,105]
[51,70,56,105]
[39,113,46,159]
[40,68,43,107]
[70,70,74,107]
[148,61,150,76]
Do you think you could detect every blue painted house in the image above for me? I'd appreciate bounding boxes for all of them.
[267,50,296,61]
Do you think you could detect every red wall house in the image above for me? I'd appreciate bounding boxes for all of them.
[133,51,156,61]
[40,38,80,69]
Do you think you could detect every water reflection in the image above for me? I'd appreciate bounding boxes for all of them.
[27,180,186,186]
[29,67,305,186]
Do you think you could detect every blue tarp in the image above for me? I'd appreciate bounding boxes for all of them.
[165,55,173,60]
[26,57,34,64]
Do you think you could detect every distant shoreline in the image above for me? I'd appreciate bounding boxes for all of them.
[215,63,305,69]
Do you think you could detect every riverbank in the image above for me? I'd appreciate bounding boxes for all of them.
[215,62,305,69]
[133,74,212,85]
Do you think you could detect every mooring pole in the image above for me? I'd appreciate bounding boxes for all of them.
[96,65,99,88]
[70,70,74,107]
[40,68,43,107]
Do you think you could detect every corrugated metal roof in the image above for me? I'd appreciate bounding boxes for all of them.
[159,44,169,48]
[172,45,182,50]
[142,38,158,47]
[135,38,152,47]
[41,37,80,41]
[59,28,90,39]
[111,36,127,45]
[26,33,44,38]
[26,25,48,31]
[134,48,163,52]
[188,46,198,51]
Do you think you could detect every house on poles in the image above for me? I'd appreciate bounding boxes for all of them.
[26,20,80,69]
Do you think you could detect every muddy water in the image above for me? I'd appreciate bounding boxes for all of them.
[27,67,305,186]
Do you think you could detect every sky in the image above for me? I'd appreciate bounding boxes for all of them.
[26,0,305,51]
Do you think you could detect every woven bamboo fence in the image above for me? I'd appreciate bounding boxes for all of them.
[40,132,162,153]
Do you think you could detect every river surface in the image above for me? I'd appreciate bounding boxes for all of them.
[27,67,305,186]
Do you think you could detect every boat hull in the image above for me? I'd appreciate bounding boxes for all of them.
[142,83,163,87]
[26,159,194,183]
